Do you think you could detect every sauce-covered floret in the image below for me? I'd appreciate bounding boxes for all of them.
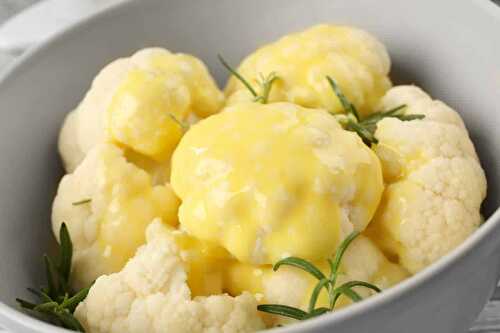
[171,102,383,264]
[225,24,391,117]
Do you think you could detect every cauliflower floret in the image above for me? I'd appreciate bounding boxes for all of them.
[366,86,487,273]
[75,220,265,333]
[373,118,477,182]
[225,24,391,116]
[59,48,224,173]
[52,144,180,289]
[59,110,84,172]
[171,102,383,265]
[376,85,466,129]
[224,236,408,326]
[170,227,232,297]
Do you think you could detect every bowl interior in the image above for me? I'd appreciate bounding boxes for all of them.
[0,0,498,327]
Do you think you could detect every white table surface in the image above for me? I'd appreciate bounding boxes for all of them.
[0,1,499,332]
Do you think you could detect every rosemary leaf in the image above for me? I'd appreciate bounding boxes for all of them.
[218,54,278,104]
[327,76,360,121]
[16,298,37,310]
[43,255,58,300]
[303,307,330,319]
[308,278,331,312]
[168,113,190,131]
[345,121,378,145]
[33,302,59,313]
[39,291,53,304]
[337,280,382,294]
[362,104,408,124]
[329,291,342,310]
[335,286,362,303]
[27,288,42,298]
[218,54,258,97]
[329,231,360,282]
[383,104,408,115]
[72,199,91,206]
[257,304,308,320]
[59,223,73,289]
[63,287,91,313]
[397,114,425,121]
[255,72,278,104]
[57,309,85,332]
[273,257,326,281]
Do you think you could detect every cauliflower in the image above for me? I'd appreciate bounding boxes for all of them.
[52,144,180,289]
[366,86,487,273]
[59,48,224,174]
[75,219,265,333]
[224,235,408,326]
[171,102,383,265]
[169,226,232,297]
[224,24,391,117]
[49,26,488,333]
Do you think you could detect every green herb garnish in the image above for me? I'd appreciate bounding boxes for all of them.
[16,223,90,332]
[72,199,91,206]
[218,54,278,104]
[257,231,381,321]
[327,76,425,145]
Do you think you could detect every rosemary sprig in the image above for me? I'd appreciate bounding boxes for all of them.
[218,54,278,104]
[16,223,90,332]
[326,76,425,145]
[257,231,381,321]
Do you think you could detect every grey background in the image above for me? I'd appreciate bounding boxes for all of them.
[0,0,499,332]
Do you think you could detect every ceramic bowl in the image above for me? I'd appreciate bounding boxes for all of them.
[0,0,499,332]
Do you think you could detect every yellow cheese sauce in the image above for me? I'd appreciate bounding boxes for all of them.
[107,68,186,161]
[171,102,383,265]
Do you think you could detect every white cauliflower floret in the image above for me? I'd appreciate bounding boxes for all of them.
[59,48,224,174]
[373,117,477,181]
[378,85,466,129]
[75,220,265,333]
[367,86,487,273]
[52,144,180,289]
[59,58,131,172]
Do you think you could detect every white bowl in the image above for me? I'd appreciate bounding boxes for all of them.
[0,0,499,332]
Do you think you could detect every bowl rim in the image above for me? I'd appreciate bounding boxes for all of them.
[0,0,499,332]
